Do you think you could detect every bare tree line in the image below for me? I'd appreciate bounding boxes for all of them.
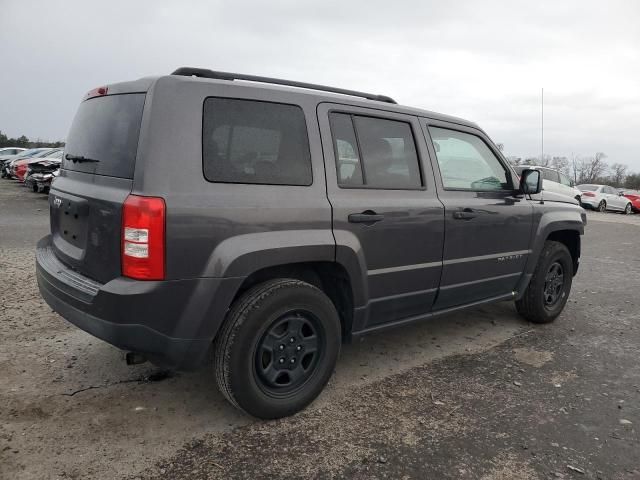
[506,152,640,190]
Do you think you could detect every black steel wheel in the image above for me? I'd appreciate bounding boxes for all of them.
[516,241,573,324]
[214,279,341,419]
[543,262,564,308]
[254,311,324,397]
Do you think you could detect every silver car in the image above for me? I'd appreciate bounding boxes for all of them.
[578,184,634,214]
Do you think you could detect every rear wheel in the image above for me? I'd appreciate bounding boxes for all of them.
[624,203,632,215]
[597,200,606,212]
[516,241,573,324]
[213,279,341,419]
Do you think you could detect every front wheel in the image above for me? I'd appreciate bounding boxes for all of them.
[516,241,573,324]
[213,279,341,419]
[597,200,606,212]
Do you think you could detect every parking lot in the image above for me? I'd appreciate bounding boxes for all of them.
[1,180,639,479]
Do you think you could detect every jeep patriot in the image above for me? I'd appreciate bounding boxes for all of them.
[36,68,586,418]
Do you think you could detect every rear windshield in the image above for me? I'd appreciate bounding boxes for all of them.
[578,184,598,191]
[63,93,145,178]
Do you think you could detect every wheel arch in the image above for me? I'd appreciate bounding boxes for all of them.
[546,229,580,275]
[227,261,357,342]
[200,231,368,343]
[515,209,585,299]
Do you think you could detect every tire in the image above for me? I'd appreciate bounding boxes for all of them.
[516,241,573,324]
[597,200,606,212]
[213,278,341,419]
[624,203,632,215]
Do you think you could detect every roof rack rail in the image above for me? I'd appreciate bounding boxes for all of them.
[171,67,397,104]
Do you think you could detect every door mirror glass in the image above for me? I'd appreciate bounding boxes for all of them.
[520,169,542,194]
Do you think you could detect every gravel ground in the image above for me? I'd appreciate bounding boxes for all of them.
[0,180,638,479]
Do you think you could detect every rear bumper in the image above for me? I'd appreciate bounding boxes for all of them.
[36,235,242,369]
[580,197,599,209]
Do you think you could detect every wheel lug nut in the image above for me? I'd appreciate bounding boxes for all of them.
[279,345,285,351]
[289,337,295,343]
[290,358,296,364]
[279,358,285,364]
[296,345,302,351]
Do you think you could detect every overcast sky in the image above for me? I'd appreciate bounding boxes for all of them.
[1,0,639,170]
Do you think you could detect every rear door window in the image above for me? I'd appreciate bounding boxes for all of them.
[329,113,422,189]
[202,98,312,186]
[63,93,145,178]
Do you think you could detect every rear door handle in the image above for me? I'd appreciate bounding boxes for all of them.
[453,209,477,220]
[348,211,384,224]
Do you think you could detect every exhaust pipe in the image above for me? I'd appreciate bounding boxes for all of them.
[125,351,148,365]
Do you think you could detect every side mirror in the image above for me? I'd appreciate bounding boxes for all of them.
[519,169,542,195]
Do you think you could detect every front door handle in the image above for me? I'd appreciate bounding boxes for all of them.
[348,211,384,224]
[453,208,477,220]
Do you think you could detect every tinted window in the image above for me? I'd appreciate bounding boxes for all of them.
[64,93,145,178]
[329,113,422,189]
[429,127,510,190]
[541,169,559,182]
[329,113,363,186]
[203,98,312,186]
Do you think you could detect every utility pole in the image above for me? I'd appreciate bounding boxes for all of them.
[541,87,544,164]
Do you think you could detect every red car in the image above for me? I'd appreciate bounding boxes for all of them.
[10,149,63,182]
[623,191,640,212]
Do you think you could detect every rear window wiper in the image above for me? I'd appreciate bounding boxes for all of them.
[65,153,100,163]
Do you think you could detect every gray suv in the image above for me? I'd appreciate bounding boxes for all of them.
[36,68,586,418]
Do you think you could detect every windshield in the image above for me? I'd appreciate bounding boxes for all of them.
[31,149,57,158]
[18,148,47,157]
[63,93,145,178]
[578,184,598,191]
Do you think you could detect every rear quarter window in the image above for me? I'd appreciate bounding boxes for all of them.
[202,98,312,186]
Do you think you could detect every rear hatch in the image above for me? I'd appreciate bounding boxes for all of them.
[49,91,146,283]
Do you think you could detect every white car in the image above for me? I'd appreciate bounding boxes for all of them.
[577,184,634,214]
[513,166,582,201]
[0,147,26,157]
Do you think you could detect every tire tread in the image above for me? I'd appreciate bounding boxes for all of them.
[213,279,324,415]
[516,240,572,324]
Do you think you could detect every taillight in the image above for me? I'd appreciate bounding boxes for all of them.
[122,195,165,280]
[583,192,595,197]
